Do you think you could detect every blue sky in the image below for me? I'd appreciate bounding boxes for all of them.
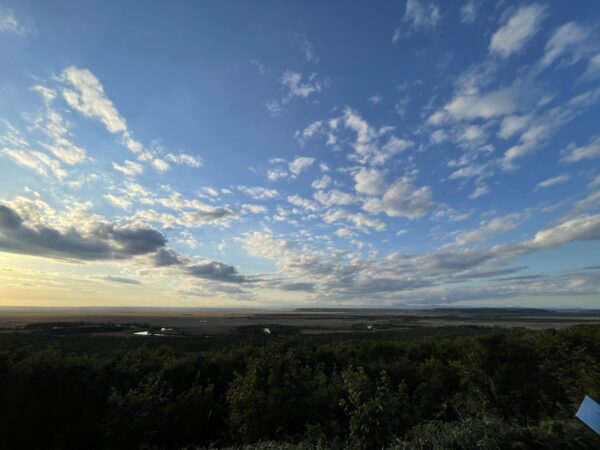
[0,0,599,308]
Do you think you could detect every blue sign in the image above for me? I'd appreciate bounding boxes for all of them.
[576,395,600,436]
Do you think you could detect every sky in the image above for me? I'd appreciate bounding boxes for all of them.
[0,0,599,309]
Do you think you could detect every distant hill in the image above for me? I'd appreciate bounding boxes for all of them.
[294,307,600,316]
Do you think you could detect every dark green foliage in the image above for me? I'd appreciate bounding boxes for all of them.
[1,326,600,449]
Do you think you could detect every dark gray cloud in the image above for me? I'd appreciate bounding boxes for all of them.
[452,266,527,281]
[0,204,166,261]
[278,281,315,292]
[92,275,141,285]
[428,250,497,272]
[151,248,185,267]
[187,260,249,283]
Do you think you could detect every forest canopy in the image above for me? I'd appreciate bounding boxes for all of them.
[2,325,600,449]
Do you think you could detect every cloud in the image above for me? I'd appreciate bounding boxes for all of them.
[40,110,87,165]
[186,260,249,283]
[460,0,477,24]
[335,228,354,238]
[281,71,322,100]
[502,89,600,169]
[429,84,522,123]
[92,275,140,285]
[362,178,436,219]
[469,184,489,199]
[165,152,203,168]
[151,158,170,172]
[112,160,143,176]
[443,213,526,248]
[2,148,67,179]
[30,86,88,165]
[526,214,600,250]
[287,194,319,211]
[105,194,132,209]
[489,4,546,57]
[368,95,383,105]
[59,67,191,169]
[581,53,600,81]
[60,67,130,135]
[242,204,268,214]
[267,167,288,181]
[563,136,600,162]
[0,8,29,35]
[289,156,315,176]
[354,168,386,196]
[430,129,448,144]
[498,114,532,139]
[311,175,332,190]
[266,100,283,117]
[540,22,594,68]
[342,108,413,164]
[0,204,167,262]
[302,40,316,62]
[314,190,357,207]
[324,209,387,232]
[238,185,278,200]
[537,174,570,188]
[278,281,315,292]
[393,0,441,42]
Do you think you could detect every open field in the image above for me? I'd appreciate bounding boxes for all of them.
[2,307,600,338]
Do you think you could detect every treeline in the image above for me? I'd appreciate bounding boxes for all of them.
[2,326,600,449]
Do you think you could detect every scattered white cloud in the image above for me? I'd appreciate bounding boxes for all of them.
[362,178,435,219]
[489,4,546,57]
[526,214,600,250]
[540,22,594,68]
[312,174,332,190]
[430,129,448,144]
[112,160,143,177]
[267,167,289,181]
[105,194,132,209]
[429,83,522,124]
[287,194,319,211]
[354,168,386,196]
[242,204,267,214]
[289,156,315,176]
[238,185,279,200]
[581,53,600,81]
[3,148,67,179]
[324,209,387,232]
[460,0,477,24]
[443,213,526,248]
[0,8,29,35]
[498,114,532,139]
[165,152,203,168]
[538,174,570,188]
[314,189,356,207]
[151,158,170,172]
[564,136,600,162]
[302,39,316,62]
[393,0,441,42]
[469,184,489,199]
[281,71,322,100]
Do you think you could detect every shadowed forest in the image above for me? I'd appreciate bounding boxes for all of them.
[2,324,600,449]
